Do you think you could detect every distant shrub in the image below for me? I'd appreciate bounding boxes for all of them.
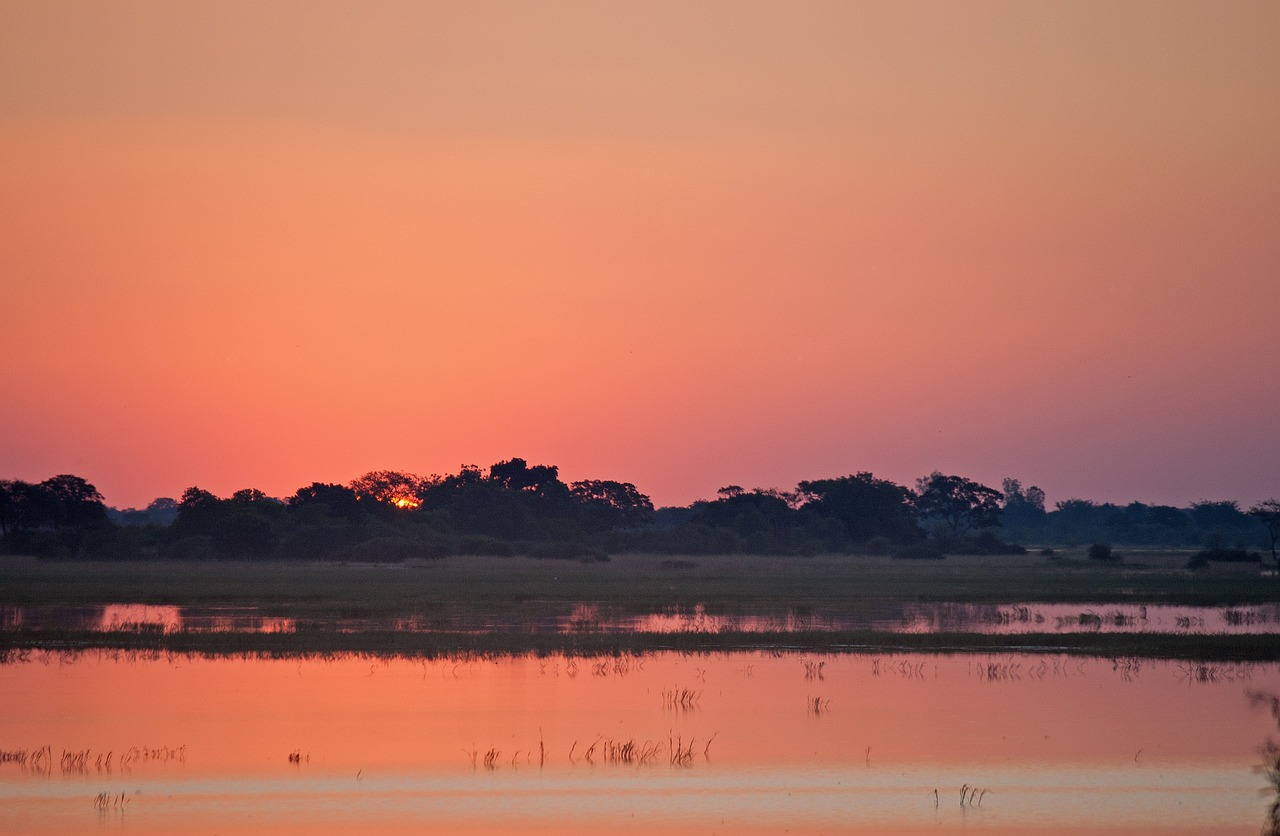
[163,535,216,561]
[932,531,1026,555]
[352,536,426,563]
[1040,547,1056,558]
[862,536,893,555]
[526,541,609,562]
[893,544,945,560]
[1187,547,1261,570]
[411,532,455,559]
[458,535,515,557]
[1087,543,1116,562]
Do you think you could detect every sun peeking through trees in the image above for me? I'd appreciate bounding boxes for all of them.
[1,465,1276,563]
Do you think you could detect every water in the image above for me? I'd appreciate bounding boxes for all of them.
[1,650,1276,834]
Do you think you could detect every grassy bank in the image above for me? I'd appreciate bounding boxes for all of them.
[1,550,1272,613]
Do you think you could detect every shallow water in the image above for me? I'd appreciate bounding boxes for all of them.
[1,650,1277,834]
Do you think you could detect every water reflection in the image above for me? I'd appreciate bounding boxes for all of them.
[1,650,1277,834]
[6,600,1280,636]
[2,604,295,634]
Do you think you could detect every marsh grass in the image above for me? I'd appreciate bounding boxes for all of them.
[3,551,1272,615]
[4,625,1280,660]
[661,688,701,710]
[93,792,131,812]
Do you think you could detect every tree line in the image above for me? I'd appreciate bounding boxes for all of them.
[2,462,1278,567]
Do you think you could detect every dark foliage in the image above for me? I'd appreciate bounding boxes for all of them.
[914,472,1002,536]
[1088,543,1117,562]
[1187,547,1263,569]
[6,463,1277,562]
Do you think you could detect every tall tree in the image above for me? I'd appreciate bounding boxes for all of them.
[569,480,654,527]
[1249,499,1280,571]
[487,458,566,498]
[914,472,1002,536]
[797,473,919,543]
[349,471,429,509]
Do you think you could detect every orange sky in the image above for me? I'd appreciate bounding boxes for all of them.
[2,1,1278,509]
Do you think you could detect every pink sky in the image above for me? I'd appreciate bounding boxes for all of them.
[2,1,1278,509]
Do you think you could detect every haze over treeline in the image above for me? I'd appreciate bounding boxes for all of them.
[2,460,1276,565]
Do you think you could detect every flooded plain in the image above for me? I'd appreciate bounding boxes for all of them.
[2,649,1277,835]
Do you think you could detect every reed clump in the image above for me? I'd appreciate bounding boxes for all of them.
[93,791,131,811]
[661,687,701,710]
[959,783,989,807]
[0,745,51,771]
[565,732,715,767]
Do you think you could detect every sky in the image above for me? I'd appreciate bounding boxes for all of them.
[2,1,1278,510]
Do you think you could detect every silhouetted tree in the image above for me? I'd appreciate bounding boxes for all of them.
[797,472,920,544]
[169,486,282,558]
[914,472,1002,536]
[0,480,21,536]
[111,497,179,526]
[37,475,108,528]
[570,479,654,528]
[348,470,430,509]
[1250,499,1280,571]
[684,488,805,553]
[287,482,363,520]
[487,458,568,500]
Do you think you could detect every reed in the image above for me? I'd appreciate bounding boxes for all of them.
[668,734,696,766]
[92,791,131,811]
[661,687,702,710]
[6,625,1279,661]
[959,784,988,807]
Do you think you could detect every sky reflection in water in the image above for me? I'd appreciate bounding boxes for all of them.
[1,650,1277,834]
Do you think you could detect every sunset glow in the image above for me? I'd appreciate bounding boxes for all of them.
[2,1,1278,508]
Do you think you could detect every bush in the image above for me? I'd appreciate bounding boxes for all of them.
[1187,547,1261,569]
[162,535,217,561]
[1088,543,1116,562]
[352,536,426,563]
[526,541,610,562]
[458,535,515,557]
[862,536,893,555]
[893,544,945,560]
